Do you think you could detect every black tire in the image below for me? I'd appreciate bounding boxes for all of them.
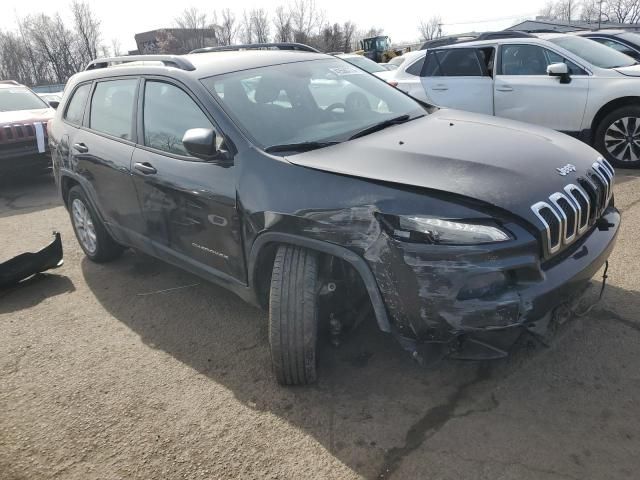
[269,245,319,385]
[594,105,640,168]
[67,185,124,263]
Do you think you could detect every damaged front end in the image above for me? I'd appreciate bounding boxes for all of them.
[0,232,64,289]
[366,207,620,363]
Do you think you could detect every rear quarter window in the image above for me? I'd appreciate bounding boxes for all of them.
[64,83,91,125]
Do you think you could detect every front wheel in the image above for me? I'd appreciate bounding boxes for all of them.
[268,245,319,386]
[594,106,640,168]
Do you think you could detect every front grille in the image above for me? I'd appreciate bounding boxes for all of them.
[0,122,46,144]
[531,157,614,258]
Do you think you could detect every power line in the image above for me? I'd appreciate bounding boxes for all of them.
[441,12,539,26]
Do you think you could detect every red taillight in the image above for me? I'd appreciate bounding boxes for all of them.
[388,80,399,87]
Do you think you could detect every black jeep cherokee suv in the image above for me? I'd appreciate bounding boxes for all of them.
[49,50,620,385]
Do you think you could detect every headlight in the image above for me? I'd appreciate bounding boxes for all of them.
[383,215,511,245]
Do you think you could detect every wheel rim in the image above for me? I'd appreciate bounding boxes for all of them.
[71,198,97,254]
[604,116,640,163]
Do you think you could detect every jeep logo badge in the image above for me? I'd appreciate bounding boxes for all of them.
[556,164,577,176]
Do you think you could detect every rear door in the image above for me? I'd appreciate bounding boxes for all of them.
[419,47,494,115]
[70,77,148,248]
[131,78,245,283]
[494,43,589,132]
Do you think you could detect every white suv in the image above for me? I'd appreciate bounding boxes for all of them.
[390,33,640,167]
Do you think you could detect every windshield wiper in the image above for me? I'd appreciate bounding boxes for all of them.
[348,114,421,140]
[264,141,340,153]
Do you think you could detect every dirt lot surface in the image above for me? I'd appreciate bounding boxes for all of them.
[1,171,640,480]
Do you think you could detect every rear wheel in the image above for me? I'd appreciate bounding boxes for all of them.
[268,245,319,385]
[595,106,640,168]
[68,186,124,263]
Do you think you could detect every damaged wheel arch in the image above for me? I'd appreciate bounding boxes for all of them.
[249,232,392,333]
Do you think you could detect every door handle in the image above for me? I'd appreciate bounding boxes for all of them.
[134,162,157,175]
[432,84,449,91]
[73,142,88,153]
[496,85,513,92]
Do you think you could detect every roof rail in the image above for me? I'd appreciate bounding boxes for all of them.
[85,55,196,71]
[190,42,320,54]
[420,30,535,49]
[0,80,21,85]
[476,31,535,40]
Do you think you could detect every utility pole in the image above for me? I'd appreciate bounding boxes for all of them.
[598,0,603,30]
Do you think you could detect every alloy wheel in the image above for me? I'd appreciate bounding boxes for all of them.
[604,116,640,163]
[71,198,97,254]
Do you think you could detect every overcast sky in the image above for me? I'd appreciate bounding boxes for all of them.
[2,0,548,52]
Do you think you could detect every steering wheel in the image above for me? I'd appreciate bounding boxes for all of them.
[324,102,345,112]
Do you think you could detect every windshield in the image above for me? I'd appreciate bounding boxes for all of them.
[0,87,49,112]
[340,55,387,73]
[202,58,424,151]
[548,36,637,68]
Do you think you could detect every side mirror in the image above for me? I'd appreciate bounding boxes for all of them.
[547,62,571,84]
[48,100,60,109]
[182,128,217,160]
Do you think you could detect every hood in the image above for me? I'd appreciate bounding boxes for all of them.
[0,108,54,126]
[0,108,53,145]
[287,109,603,224]
[613,64,640,77]
[373,70,394,80]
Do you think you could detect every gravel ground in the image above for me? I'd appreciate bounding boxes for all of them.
[1,170,640,480]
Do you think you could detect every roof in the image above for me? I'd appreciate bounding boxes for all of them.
[75,50,331,84]
[507,19,640,33]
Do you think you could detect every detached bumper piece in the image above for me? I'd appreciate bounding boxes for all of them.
[0,232,63,288]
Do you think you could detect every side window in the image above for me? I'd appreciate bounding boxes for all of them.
[143,81,217,156]
[500,44,549,75]
[405,55,426,76]
[431,49,484,76]
[422,52,441,76]
[90,79,137,140]
[594,38,637,57]
[544,50,588,75]
[64,83,91,125]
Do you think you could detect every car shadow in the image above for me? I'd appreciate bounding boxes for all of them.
[0,173,60,219]
[614,167,640,185]
[80,249,637,479]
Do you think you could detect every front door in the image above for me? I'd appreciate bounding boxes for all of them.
[131,79,245,283]
[419,48,494,115]
[494,43,590,132]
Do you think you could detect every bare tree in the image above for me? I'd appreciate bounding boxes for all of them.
[216,8,237,46]
[239,10,254,44]
[174,7,210,52]
[418,15,442,41]
[71,1,101,64]
[539,0,579,21]
[608,0,640,23]
[290,0,323,44]
[342,21,356,52]
[251,9,271,43]
[110,38,122,56]
[273,6,293,42]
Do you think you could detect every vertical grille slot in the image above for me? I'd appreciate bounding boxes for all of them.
[551,193,577,242]
[24,124,34,137]
[578,178,599,223]
[14,125,24,138]
[532,201,562,255]
[4,126,14,140]
[564,184,590,234]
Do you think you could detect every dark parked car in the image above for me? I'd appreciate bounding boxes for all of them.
[574,29,640,62]
[49,50,620,385]
[0,80,55,175]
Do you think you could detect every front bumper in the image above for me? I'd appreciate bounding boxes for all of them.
[367,207,620,359]
[0,142,51,174]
